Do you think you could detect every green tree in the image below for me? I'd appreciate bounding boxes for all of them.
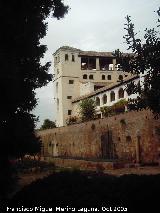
[0,0,68,201]
[40,119,56,130]
[114,7,160,118]
[79,98,96,121]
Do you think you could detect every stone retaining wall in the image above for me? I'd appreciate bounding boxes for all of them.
[38,110,160,169]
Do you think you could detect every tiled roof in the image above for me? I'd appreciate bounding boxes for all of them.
[72,75,139,103]
[53,46,81,55]
[79,51,115,57]
[53,46,133,58]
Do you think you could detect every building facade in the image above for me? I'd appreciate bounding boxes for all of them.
[72,75,139,118]
[53,46,131,126]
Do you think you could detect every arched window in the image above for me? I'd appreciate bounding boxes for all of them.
[83,74,87,79]
[118,88,124,99]
[96,97,100,106]
[89,75,94,80]
[103,94,107,104]
[110,91,115,102]
[119,75,123,81]
[102,75,105,80]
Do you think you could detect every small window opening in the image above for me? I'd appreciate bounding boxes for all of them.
[89,75,94,80]
[108,75,111,80]
[126,136,132,143]
[102,75,105,80]
[68,110,72,115]
[72,55,75,62]
[69,80,74,84]
[65,54,68,61]
[119,75,123,81]
[67,96,72,99]
[83,74,87,79]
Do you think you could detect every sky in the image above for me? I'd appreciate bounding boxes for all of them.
[33,0,160,128]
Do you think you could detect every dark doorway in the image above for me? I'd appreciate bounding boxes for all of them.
[101,130,114,159]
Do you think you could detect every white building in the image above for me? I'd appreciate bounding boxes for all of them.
[53,46,133,126]
[72,75,139,118]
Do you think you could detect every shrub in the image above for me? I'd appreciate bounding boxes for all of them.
[100,106,115,117]
[101,99,128,117]
[66,116,78,125]
[79,99,96,121]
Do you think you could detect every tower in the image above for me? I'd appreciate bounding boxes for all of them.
[53,46,130,126]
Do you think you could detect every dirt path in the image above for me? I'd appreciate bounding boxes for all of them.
[104,166,160,176]
[18,166,160,187]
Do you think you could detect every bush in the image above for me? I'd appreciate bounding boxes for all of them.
[101,99,128,117]
[15,159,55,173]
[79,99,96,121]
[100,106,115,117]
[66,116,78,125]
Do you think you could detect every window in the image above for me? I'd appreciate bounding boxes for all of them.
[96,97,100,106]
[81,57,96,70]
[119,75,123,81]
[69,80,74,84]
[83,74,87,79]
[126,136,132,143]
[103,94,107,104]
[72,55,75,62]
[68,110,72,115]
[99,58,112,70]
[56,82,58,93]
[108,75,111,80]
[89,75,94,80]
[110,91,115,102]
[102,75,105,80]
[57,98,59,111]
[67,96,72,99]
[81,57,88,70]
[118,88,124,99]
[65,54,68,61]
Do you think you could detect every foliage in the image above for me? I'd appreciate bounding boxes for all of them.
[101,106,114,117]
[101,99,127,117]
[79,99,96,121]
[0,0,68,201]
[0,0,68,157]
[120,119,126,126]
[114,8,160,118]
[66,116,78,125]
[113,99,128,114]
[40,119,56,130]
[15,158,55,173]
